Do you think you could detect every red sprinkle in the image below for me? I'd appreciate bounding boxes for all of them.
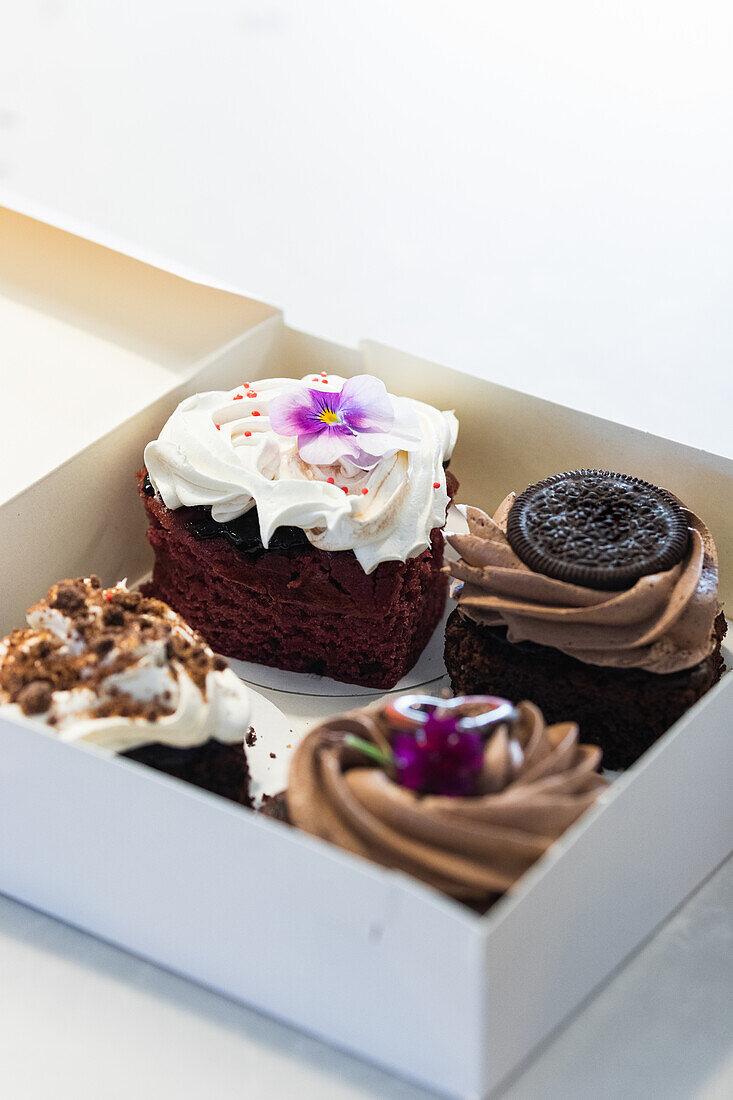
[341,486,349,494]
[215,424,221,431]
[104,591,114,601]
[327,477,335,484]
[361,488,369,495]
[244,431,251,437]
[433,481,440,488]
[311,376,320,382]
[251,410,261,417]
[320,371,327,376]
[243,382,250,387]
[233,393,243,401]
[247,391,257,398]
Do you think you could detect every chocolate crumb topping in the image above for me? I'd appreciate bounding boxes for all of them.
[166,634,192,661]
[51,583,86,613]
[0,577,227,724]
[89,635,116,658]
[245,727,257,747]
[114,590,143,611]
[102,605,125,627]
[138,597,169,615]
[16,680,53,716]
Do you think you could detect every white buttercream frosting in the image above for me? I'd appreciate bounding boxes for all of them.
[0,580,251,754]
[144,374,458,574]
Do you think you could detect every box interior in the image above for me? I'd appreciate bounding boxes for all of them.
[1,206,731,1100]
[2,272,730,912]
[0,207,277,501]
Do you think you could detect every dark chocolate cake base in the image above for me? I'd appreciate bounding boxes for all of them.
[444,608,727,771]
[122,738,252,806]
[139,470,457,690]
[258,790,291,822]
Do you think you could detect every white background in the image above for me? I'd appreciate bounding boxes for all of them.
[1,1,732,459]
[0,2,732,1097]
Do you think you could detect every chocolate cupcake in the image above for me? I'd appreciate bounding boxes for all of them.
[445,471,727,769]
[0,577,252,804]
[140,372,458,689]
[266,693,608,908]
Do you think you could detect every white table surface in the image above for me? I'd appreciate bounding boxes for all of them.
[0,3,731,1097]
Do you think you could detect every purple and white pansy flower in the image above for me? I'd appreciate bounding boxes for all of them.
[268,374,421,468]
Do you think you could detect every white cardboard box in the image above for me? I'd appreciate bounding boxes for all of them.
[0,208,731,1100]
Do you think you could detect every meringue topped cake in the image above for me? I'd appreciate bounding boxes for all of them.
[0,576,253,804]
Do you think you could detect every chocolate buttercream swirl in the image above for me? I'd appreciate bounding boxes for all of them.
[286,700,608,901]
[447,495,721,674]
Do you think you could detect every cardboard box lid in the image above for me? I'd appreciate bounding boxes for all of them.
[0,206,278,503]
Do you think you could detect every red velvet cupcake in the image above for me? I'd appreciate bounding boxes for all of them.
[141,373,458,688]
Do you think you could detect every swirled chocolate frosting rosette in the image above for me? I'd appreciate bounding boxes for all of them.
[284,694,609,903]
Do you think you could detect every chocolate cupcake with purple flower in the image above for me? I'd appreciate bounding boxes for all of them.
[270,693,608,907]
[140,373,458,688]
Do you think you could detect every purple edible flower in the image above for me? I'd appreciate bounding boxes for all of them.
[392,713,484,797]
[269,374,420,467]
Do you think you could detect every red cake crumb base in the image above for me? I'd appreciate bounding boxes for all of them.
[140,471,457,689]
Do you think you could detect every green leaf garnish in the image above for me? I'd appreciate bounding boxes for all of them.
[343,734,394,767]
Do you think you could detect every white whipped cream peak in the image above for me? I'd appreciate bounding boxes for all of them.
[44,662,251,754]
[144,374,458,574]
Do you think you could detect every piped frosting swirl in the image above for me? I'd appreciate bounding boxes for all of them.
[286,699,608,901]
[144,374,458,574]
[0,578,251,753]
[447,495,721,674]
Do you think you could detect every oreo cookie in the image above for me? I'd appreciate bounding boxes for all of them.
[506,470,690,590]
